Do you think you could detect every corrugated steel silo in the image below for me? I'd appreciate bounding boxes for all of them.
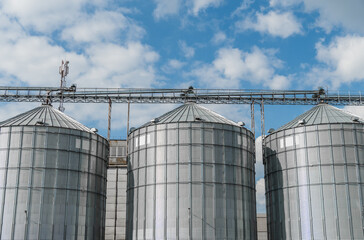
[0,104,108,239]
[126,102,256,239]
[264,103,364,239]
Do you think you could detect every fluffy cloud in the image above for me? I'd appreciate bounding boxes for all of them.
[154,0,181,19]
[343,106,364,120]
[205,104,251,127]
[78,42,159,87]
[256,178,266,213]
[61,11,145,43]
[0,3,160,88]
[0,0,163,137]
[0,0,104,33]
[211,31,227,44]
[192,47,290,89]
[162,59,186,73]
[0,33,87,86]
[303,0,364,33]
[179,41,195,58]
[270,0,364,34]
[307,35,364,88]
[64,103,178,138]
[153,0,224,18]
[189,0,224,15]
[237,11,302,38]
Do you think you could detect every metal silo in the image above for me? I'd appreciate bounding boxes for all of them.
[264,103,364,240]
[126,102,256,240]
[0,104,108,239]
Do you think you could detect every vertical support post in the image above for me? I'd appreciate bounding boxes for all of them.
[126,100,131,155]
[251,101,255,138]
[260,100,265,141]
[108,98,112,141]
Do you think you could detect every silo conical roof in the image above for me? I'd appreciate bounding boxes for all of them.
[277,103,364,131]
[142,102,241,127]
[0,104,93,132]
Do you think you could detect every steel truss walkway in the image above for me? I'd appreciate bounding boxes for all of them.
[0,86,363,105]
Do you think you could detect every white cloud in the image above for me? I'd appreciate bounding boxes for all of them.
[0,6,159,88]
[179,41,195,58]
[237,11,302,38]
[269,0,300,7]
[270,0,364,34]
[162,59,186,73]
[0,103,40,122]
[192,47,290,89]
[212,31,227,44]
[303,0,364,34]
[0,1,163,133]
[232,0,254,16]
[65,103,177,134]
[154,0,181,19]
[0,33,87,86]
[169,59,185,69]
[205,104,251,127]
[343,106,364,120]
[0,0,104,33]
[256,178,266,213]
[61,11,144,43]
[77,42,159,88]
[307,35,364,88]
[189,0,224,16]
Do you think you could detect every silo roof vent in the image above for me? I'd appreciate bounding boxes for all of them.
[150,118,159,124]
[352,116,360,122]
[237,121,245,127]
[298,119,306,125]
[36,118,45,125]
[91,128,98,133]
[268,128,275,133]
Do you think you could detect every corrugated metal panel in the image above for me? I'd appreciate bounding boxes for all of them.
[0,104,93,133]
[0,107,108,239]
[106,140,128,240]
[126,105,256,239]
[140,102,241,127]
[264,104,364,240]
[277,103,364,131]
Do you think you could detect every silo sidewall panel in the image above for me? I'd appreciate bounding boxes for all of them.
[264,124,364,240]
[126,122,256,240]
[0,126,108,239]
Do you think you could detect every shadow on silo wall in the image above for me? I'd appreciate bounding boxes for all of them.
[264,147,285,240]
[126,160,134,239]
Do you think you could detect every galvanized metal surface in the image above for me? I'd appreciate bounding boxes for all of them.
[257,214,268,240]
[105,166,127,240]
[277,103,364,131]
[105,140,128,240]
[0,104,94,133]
[264,106,364,239]
[126,104,257,239]
[0,106,108,240]
[141,102,241,127]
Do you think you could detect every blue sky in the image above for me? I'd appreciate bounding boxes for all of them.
[1,0,364,212]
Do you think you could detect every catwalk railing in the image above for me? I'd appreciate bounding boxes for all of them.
[0,86,362,105]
